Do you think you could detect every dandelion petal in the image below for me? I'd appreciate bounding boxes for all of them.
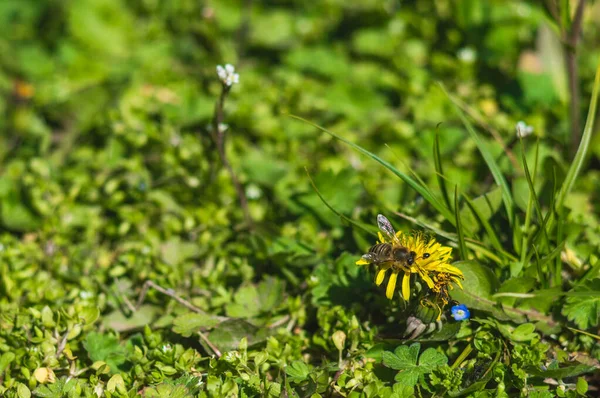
[375,268,387,286]
[402,272,411,301]
[386,272,398,299]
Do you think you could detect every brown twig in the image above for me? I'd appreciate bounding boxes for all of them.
[56,327,70,358]
[198,331,222,358]
[211,85,253,228]
[266,315,291,329]
[136,280,210,315]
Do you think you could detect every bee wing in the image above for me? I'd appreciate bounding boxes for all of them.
[377,214,400,244]
[361,253,376,263]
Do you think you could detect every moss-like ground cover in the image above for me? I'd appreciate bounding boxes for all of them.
[1,1,600,397]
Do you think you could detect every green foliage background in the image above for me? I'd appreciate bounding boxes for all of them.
[1,0,600,397]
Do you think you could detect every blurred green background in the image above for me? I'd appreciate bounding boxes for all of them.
[1,0,600,396]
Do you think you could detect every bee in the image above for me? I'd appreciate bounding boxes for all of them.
[361,215,430,271]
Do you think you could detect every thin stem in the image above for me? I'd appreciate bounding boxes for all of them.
[211,85,253,228]
[567,0,586,155]
[136,280,212,316]
[450,343,473,370]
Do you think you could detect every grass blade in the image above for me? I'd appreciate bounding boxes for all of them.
[440,83,515,226]
[394,211,508,264]
[519,138,546,264]
[433,128,452,210]
[454,186,469,260]
[462,193,504,257]
[304,168,377,237]
[289,115,455,224]
[551,62,600,230]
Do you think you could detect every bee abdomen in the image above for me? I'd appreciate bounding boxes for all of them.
[368,243,392,257]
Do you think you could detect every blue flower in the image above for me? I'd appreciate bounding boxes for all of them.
[451,304,470,321]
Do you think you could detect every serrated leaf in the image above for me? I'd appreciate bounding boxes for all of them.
[382,343,419,370]
[33,377,78,398]
[390,383,415,398]
[285,361,310,383]
[418,348,448,370]
[82,332,127,374]
[384,343,446,387]
[562,279,600,329]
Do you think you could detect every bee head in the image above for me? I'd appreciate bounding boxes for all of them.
[393,248,417,265]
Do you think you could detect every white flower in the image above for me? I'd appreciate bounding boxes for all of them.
[218,123,229,134]
[516,121,533,138]
[216,64,239,86]
[457,47,476,63]
[246,184,262,200]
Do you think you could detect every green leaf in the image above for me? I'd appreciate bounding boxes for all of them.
[390,383,415,398]
[383,343,447,387]
[103,305,159,332]
[450,260,500,306]
[33,377,78,398]
[382,343,420,371]
[1,197,40,232]
[78,306,100,326]
[172,313,221,337]
[257,276,285,313]
[505,323,538,342]
[577,377,588,395]
[526,364,597,379]
[17,383,31,398]
[0,352,15,374]
[82,332,127,373]
[285,361,311,383]
[226,285,260,318]
[207,319,268,353]
[562,279,600,329]
[418,348,448,369]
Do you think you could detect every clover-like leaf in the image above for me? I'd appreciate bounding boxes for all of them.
[383,343,448,387]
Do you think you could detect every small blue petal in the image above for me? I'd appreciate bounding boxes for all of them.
[451,304,470,321]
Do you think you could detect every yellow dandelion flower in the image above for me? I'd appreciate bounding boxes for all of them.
[356,214,463,302]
